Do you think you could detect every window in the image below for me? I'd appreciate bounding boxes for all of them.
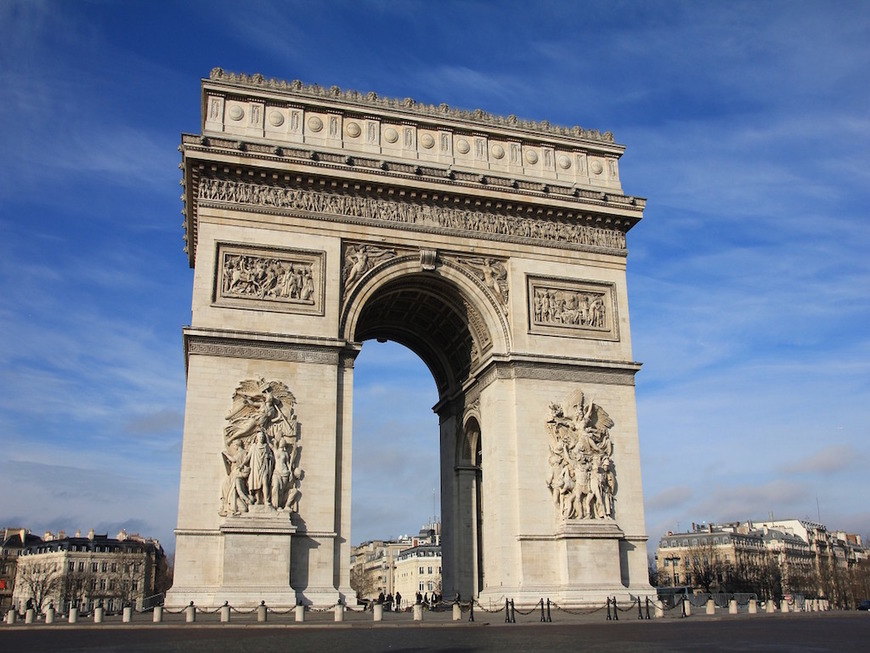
[68,562,75,571]
[427,566,433,574]
[78,562,84,572]
[418,582,424,591]
[91,562,98,573]
[419,566,424,574]
[102,562,108,572]
[132,580,138,591]
[111,563,117,572]
[100,579,107,590]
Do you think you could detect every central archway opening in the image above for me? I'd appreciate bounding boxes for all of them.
[346,269,497,603]
[350,340,440,544]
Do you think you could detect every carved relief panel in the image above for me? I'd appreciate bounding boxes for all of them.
[214,243,325,315]
[527,276,618,340]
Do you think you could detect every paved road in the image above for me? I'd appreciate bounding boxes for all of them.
[2,611,868,652]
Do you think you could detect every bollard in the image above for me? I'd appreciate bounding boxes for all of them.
[46,605,55,624]
[637,597,644,620]
[257,601,267,622]
[468,601,474,622]
[606,597,612,621]
[26,608,35,624]
[123,606,132,623]
[505,598,511,623]
[334,601,344,622]
[185,601,196,623]
[683,598,691,617]
[749,599,757,614]
[706,598,715,615]
[613,597,619,620]
[373,603,383,622]
[69,607,78,624]
[152,605,163,623]
[220,602,230,623]
[645,597,651,620]
[814,599,820,612]
[780,599,789,613]
[546,598,553,623]
[766,599,775,613]
[413,603,423,621]
[655,600,664,619]
[510,599,516,623]
[295,604,305,622]
[94,605,104,623]
[729,599,737,614]
[453,602,461,621]
[7,610,17,625]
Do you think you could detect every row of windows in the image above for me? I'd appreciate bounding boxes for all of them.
[416,566,441,575]
[66,561,140,573]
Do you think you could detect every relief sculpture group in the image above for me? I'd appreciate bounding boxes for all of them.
[546,390,617,521]
[219,379,303,517]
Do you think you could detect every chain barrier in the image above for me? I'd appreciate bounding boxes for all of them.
[512,599,542,616]
[307,603,341,613]
[472,599,506,614]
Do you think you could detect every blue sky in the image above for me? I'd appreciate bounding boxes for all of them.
[1,1,868,555]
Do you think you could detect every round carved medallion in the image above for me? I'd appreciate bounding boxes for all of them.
[420,133,435,149]
[384,127,399,143]
[228,105,245,121]
[491,144,505,159]
[591,160,604,175]
[268,110,284,127]
[558,155,572,169]
[456,139,471,154]
[307,116,324,132]
[345,121,361,138]
[525,149,539,164]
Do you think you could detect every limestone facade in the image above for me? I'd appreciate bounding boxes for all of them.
[167,69,653,608]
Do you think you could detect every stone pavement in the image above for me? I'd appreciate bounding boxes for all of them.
[2,608,869,652]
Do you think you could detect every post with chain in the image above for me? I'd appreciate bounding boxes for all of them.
[511,599,516,623]
[540,598,546,622]
[637,596,643,620]
[606,597,612,621]
[613,597,619,620]
[645,596,651,620]
[505,598,511,623]
[546,598,552,623]
[468,600,475,622]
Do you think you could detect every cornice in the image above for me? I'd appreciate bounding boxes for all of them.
[206,68,619,147]
[180,137,643,267]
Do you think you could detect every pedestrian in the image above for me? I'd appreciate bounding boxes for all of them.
[395,591,402,612]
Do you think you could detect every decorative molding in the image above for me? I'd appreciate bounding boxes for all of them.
[527,275,619,341]
[208,68,616,144]
[214,242,325,316]
[196,177,627,253]
[471,359,638,393]
[186,335,340,366]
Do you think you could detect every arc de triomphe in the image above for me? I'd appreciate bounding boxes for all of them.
[166,69,653,608]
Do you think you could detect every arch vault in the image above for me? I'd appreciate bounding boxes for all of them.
[167,69,653,608]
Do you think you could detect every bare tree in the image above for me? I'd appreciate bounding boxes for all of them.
[688,542,719,593]
[16,560,62,613]
[350,564,376,601]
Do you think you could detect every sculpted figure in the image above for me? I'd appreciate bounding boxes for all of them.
[342,244,396,296]
[545,390,616,521]
[246,430,275,505]
[465,258,508,306]
[220,446,251,516]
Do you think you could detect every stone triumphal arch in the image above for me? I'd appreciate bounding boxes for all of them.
[166,69,653,608]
